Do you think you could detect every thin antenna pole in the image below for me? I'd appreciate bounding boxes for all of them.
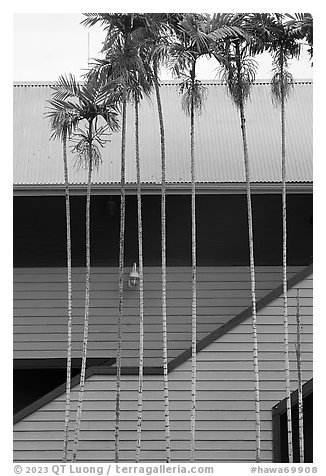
[87,31,90,69]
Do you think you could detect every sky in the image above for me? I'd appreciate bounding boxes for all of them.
[13,13,313,82]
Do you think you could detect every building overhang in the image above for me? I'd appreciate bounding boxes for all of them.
[13,182,313,196]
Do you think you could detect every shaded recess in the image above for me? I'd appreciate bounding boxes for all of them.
[14,194,312,267]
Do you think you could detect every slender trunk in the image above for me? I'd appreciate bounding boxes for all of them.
[115,91,127,463]
[235,43,261,463]
[72,132,93,462]
[153,67,171,463]
[280,54,293,463]
[295,288,304,463]
[135,98,145,462]
[239,100,261,463]
[190,66,197,463]
[62,131,73,462]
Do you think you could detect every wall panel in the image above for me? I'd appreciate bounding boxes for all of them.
[14,271,312,462]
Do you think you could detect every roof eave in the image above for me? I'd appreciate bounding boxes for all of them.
[13,182,313,196]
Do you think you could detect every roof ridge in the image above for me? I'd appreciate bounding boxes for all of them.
[13,79,313,87]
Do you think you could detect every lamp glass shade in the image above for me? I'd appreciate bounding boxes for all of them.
[128,263,140,287]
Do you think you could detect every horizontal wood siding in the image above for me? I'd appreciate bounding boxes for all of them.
[13,272,312,462]
[14,266,303,366]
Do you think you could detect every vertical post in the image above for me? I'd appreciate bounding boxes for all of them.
[87,31,90,69]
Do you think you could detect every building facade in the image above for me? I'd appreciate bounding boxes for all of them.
[13,81,313,462]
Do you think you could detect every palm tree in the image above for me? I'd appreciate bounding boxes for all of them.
[112,13,179,461]
[122,35,153,464]
[116,75,126,464]
[142,15,184,461]
[48,74,119,461]
[167,13,209,461]
[180,66,201,465]
[149,65,172,461]
[169,13,255,460]
[285,14,313,60]
[250,13,313,462]
[150,32,172,466]
[128,14,212,460]
[46,83,80,461]
[134,93,144,463]
[143,14,222,461]
[139,13,248,460]
[122,41,152,465]
[264,14,303,462]
[215,16,262,462]
[82,13,153,462]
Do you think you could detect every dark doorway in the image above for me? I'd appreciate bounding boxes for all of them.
[273,379,313,462]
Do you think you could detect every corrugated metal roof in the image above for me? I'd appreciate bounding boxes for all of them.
[13,80,312,188]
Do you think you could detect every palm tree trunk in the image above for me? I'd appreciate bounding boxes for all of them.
[72,135,93,462]
[239,100,261,463]
[295,288,304,462]
[234,42,261,462]
[226,50,260,460]
[115,91,127,463]
[280,56,293,463]
[135,98,145,463]
[190,69,197,463]
[62,131,73,462]
[153,68,171,463]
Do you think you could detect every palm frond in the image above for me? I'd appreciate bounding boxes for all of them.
[85,58,116,86]
[50,74,81,101]
[47,67,120,169]
[98,104,120,131]
[177,14,211,52]
[208,24,245,42]
[81,13,108,28]
[284,13,313,58]
[47,98,80,114]
[168,46,195,78]
[46,96,81,140]
[211,13,245,29]
[70,126,105,171]
[218,43,257,108]
[179,78,207,116]
[46,108,79,140]
[97,38,154,103]
[245,13,279,56]
[270,69,294,106]
[208,13,251,44]
[149,41,171,68]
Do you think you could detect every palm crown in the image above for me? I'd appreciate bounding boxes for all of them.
[47,73,120,169]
